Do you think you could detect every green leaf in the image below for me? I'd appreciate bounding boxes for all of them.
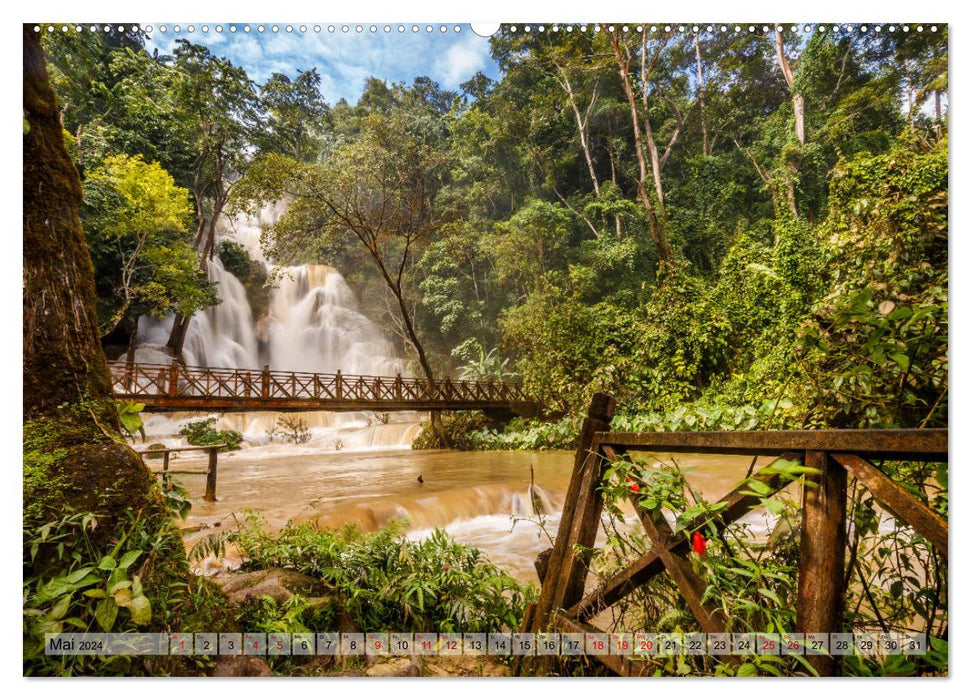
[98,555,118,571]
[45,595,72,622]
[66,567,94,584]
[128,595,152,625]
[95,597,118,632]
[118,550,142,570]
[889,353,910,371]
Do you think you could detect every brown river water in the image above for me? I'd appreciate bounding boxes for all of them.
[159,446,782,584]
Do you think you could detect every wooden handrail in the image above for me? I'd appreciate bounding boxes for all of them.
[108,361,535,413]
[137,443,222,502]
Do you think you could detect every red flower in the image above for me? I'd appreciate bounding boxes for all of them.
[691,532,707,555]
[626,476,640,493]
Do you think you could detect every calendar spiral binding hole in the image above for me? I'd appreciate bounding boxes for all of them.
[33,23,940,36]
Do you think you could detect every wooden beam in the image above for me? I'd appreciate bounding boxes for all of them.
[832,453,948,555]
[597,429,947,462]
[137,444,228,454]
[630,493,730,635]
[530,393,615,632]
[796,451,847,677]
[550,613,653,677]
[569,452,803,621]
[205,447,218,502]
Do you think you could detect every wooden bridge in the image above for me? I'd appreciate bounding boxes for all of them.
[109,360,536,415]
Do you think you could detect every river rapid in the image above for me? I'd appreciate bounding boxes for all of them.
[155,444,778,584]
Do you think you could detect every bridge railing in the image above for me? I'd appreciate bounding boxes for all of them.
[108,360,530,404]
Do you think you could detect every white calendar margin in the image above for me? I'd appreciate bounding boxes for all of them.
[6,0,963,698]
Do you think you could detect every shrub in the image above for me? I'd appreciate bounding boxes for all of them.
[178,418,242,451]
[269,416,311,444]
[412,411,491,450]
[217,240,253,282]
[200,516,535,633]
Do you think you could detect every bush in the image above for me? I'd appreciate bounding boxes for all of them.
[178,418,242,451]
[412,411,491,450]
[217,240,253,282]
[269,416,311,444]
[202,516,535,633]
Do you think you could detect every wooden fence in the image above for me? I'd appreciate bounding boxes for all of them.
[138,444,223,502]
[523,393,947,676]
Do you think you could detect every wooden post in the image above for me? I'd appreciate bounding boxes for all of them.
[162,450,171,491]
[167,360,179,396]
[244,371,252,398]
[335,370,343,401]
[261,365,270,399]
[530,393,616,632]
[204,447,218,502]
[796,450,847,676]
[124,355,135,392]
[395,373,402,400]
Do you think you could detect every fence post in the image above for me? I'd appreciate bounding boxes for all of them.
[395,373,402,400]
[261,365,270,399]
[796,450,847,676]
[167,360,180,396]
[244,371,252,398]
[336,370,343,401]
[528,392,616,633]
[124,354,135,392]
[204,447,218,502]
[161,450,171,490]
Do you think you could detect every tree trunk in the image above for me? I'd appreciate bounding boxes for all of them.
[695,35,710,157]
[23,24,171,543]
[23,25,116,422]
[610,31,673,268]
[166,312,191,361]
[774,31,805,146]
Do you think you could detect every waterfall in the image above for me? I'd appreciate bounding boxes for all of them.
[133,257,259,369]
[267,265,403,376]
[135,206,419,449]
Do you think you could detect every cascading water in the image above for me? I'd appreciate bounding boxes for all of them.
[268,265,402,376]
[134,257,258,369]
[135,208,421,449]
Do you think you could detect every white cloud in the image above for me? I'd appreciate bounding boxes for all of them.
[436,32,493,88]
[143,25,497,103]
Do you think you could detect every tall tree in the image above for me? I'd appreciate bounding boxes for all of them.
[23,24,169,537]
[165,40,259,358]
[257,68,330,161]
[608,27,677,267]
[235,111,450,389]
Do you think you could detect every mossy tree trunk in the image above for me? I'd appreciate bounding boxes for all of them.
[23,25,117,423]
[22,24,171,541]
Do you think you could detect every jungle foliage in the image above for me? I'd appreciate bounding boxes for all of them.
[42,26,948,433]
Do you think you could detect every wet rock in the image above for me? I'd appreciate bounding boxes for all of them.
[423,656,509,677]
[213,567,329,605]
[364,657,420,677]
[211,656,273,677]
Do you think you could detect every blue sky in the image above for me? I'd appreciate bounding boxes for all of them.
[144,24,500,104]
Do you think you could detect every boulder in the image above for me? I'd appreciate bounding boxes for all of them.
[211,656,273,677]
[364,657,421,677]
[213,567,329,606]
